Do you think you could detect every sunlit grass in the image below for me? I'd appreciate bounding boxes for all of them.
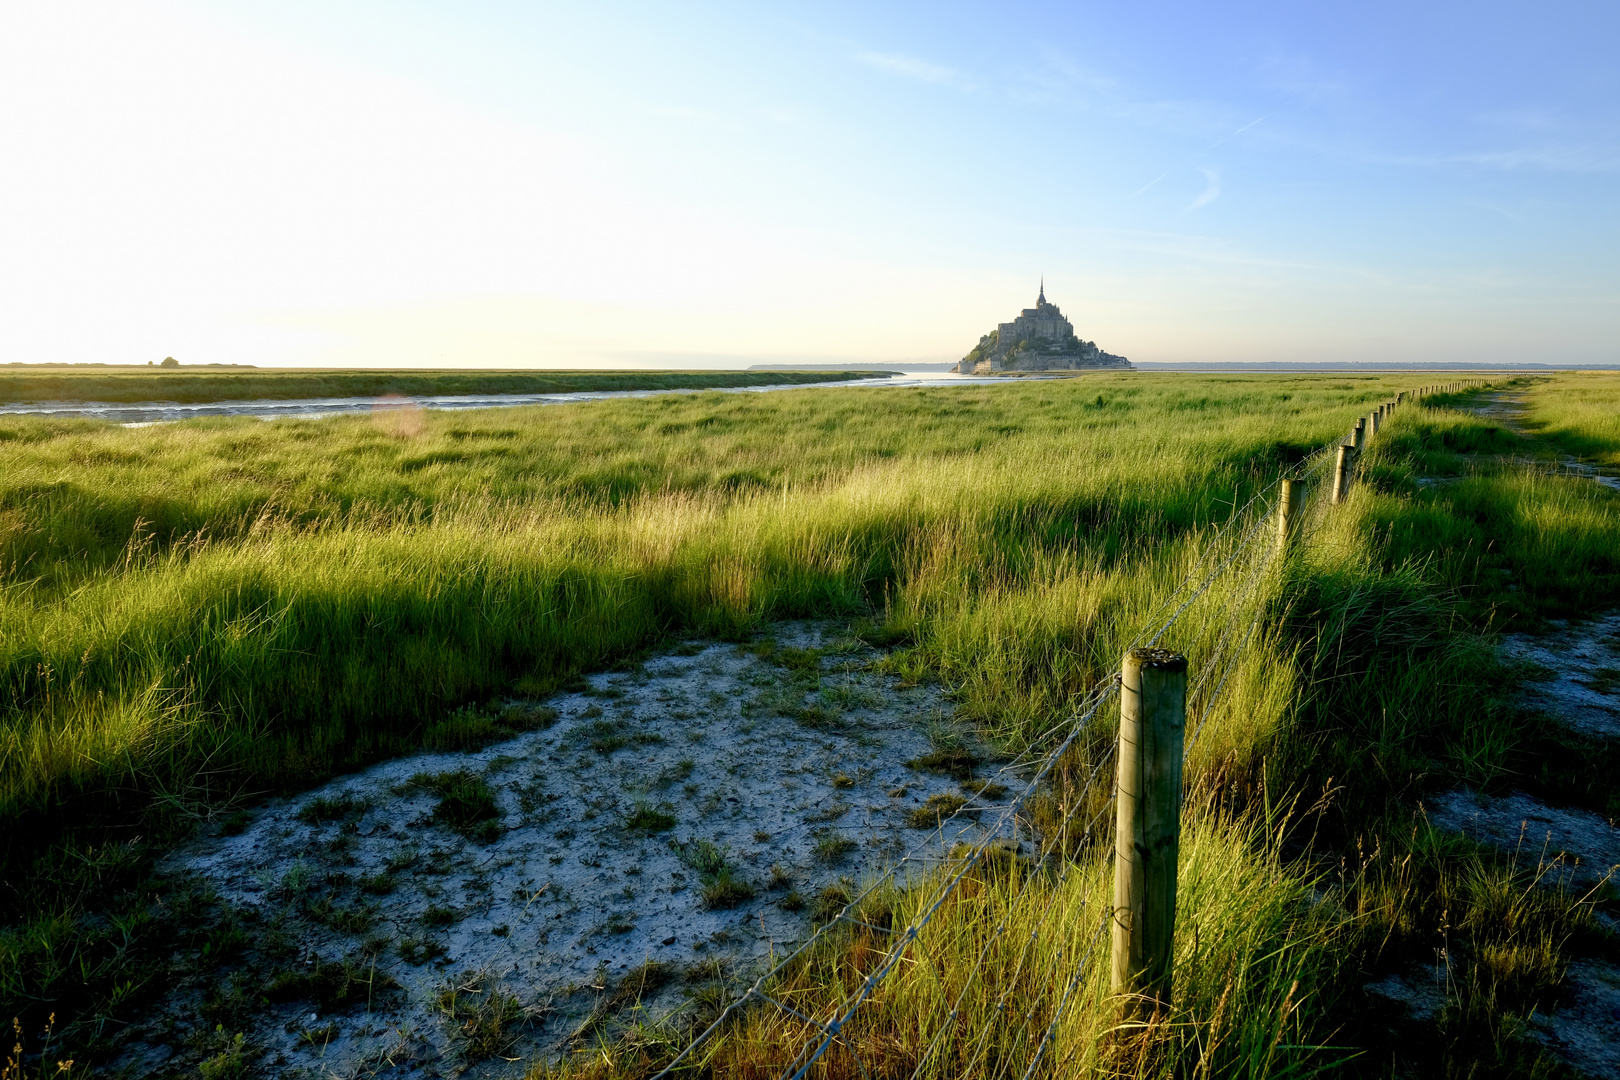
[3,371,1617,1076]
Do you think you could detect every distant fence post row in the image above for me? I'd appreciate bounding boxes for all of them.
[1117,377,1483,1024]
[1302,379,1483,520]
[655,380,1489,1076]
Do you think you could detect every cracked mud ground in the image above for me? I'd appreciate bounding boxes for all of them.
[110,623,1015,1079]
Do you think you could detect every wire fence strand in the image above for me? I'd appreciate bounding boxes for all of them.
[650,395,1404,1080]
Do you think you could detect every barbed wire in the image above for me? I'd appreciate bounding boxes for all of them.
[650,393,1410,1079]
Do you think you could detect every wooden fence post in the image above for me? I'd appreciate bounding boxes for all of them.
[1276,478,1296,556]
[1332,443,1353,504]
[1351,417,1365,450]
[1112,647,1188,1021]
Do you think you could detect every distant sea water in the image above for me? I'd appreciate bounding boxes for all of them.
[0,370,1015,427]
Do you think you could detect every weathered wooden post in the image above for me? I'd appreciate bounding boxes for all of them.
[1351,417,1365,450]
[1332,443,1353,504]
[1112,647,1188,1021]
[1276,478,1296,556]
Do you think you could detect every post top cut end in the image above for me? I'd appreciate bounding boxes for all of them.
[1127,647,1188,672]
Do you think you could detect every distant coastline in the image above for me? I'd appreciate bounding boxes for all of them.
[1133,361,1618,371]
[749,362,947,372]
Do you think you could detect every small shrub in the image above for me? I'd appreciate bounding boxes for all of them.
[831,773,855,789]
[962,780,1010,801]
[779,889,805,912]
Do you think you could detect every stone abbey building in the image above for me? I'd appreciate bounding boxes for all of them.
[952,283,1131,374]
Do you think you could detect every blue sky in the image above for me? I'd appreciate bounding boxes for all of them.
[3,0,1616,366]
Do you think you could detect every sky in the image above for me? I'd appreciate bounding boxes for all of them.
[2,0,1617,368]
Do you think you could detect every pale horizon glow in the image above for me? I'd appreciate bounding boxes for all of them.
[2,1,1616,369]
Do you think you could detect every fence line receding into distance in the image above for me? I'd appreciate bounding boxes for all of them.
[646,382,1480,1079]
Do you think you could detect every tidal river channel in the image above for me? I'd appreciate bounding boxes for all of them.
[0,370,1021,426]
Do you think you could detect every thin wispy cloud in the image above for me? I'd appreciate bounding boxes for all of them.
[1184,168,1221,213]
[857,51,969,89]
[1464,199,1527,224]
[1131,171,1171,198]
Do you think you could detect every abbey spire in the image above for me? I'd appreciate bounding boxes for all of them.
[952,284,1130,374]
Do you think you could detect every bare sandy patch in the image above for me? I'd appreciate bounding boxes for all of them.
[110,622,1015,1079]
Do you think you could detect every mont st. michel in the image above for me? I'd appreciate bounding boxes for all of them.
[953,283,1132,373]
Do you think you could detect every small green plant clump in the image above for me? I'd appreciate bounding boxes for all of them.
[421,702,559,753]
[812,833,859,863]
[297,793,368,824]
[197,1028,253,1080]
[670,837,756,909]
[907,793,970,829]
[435,975,528,1059]
[264,953,397,1013]
[410,770,502,841]
[809,882,853,924]
[624,803,677,833]
[905,747,979,781]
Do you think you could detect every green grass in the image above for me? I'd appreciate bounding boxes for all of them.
[1519,371,1620,467]
[0,365,883,404]
[4,371,1617,1075]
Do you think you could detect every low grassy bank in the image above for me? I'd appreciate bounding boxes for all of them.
[3,373,1616,1076]
[0,366,884,405]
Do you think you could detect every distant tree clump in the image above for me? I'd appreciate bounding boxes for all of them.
[159,356,179,368]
